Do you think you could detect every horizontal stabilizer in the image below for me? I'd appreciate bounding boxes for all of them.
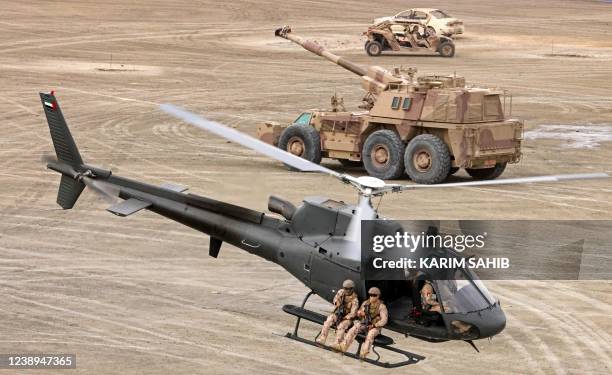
[159,183,188,193]
[107,198,151,217]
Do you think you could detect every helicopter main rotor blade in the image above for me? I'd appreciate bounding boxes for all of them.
[398,173,609,191]
[160,104,343,177]
[41,153,57,165]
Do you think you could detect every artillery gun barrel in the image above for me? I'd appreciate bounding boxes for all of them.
[275,26,367,77]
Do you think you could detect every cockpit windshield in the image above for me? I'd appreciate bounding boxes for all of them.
[435,269,496,313]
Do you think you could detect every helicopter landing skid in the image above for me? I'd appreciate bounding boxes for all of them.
[282,292,425,368]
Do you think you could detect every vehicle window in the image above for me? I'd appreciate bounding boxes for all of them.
[391,96,401,109]
[413,11,428,20]
[396,10,411,19]
[402,97,412,110]
[431,10,450,19]
[435,269,494,313]
[485,95,502,118]
[294,112,312,125]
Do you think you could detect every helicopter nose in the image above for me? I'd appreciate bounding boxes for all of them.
[447,302,506,340]
[475,302,506,339]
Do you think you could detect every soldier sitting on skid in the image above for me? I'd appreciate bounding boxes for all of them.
[334,287,388,359]
[316,279,359,346]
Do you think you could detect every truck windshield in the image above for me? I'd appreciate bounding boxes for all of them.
[435,269,496,313]
[294,112,312,125]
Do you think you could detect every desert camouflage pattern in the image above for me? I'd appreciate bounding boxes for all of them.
[319,316,352,346]
[256,121,283,146]
[340,299,388,358]
[317,289,359,345]
[258,26,523,170]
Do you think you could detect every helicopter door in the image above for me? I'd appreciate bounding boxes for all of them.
[309,251,357,303]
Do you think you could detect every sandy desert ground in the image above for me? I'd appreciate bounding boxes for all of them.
[0,0,611,373]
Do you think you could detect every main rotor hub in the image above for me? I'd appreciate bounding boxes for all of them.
[355,176,386,190]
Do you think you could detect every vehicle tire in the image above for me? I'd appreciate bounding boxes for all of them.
[366,40,383,56]
[339,159,363,168]
[364,40,371,50]
[278,123,322,170]
[438,41,455,58]
[466,163,507,180]
[362,129,405,180]
[426,26,436,36]
[448,167,460,176]
[404,134,451,184]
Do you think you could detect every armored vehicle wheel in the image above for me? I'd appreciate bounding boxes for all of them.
[339,159,363,168]
[466,163,507,180]
[278,124,322,170]
[438,41,455,58]
[366,41,383,56]
[404,134,451,184]
[363,130,405,180]
[365,40,371,50]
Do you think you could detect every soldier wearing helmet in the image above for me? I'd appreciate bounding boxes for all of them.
[334,286,388,359]
[316,279,359,346]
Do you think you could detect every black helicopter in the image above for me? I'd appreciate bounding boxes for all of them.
[40,92,609,367]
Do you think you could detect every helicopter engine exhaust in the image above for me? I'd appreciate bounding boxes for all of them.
[268,195,296,220]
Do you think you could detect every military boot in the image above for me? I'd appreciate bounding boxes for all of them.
[315,334,327,346]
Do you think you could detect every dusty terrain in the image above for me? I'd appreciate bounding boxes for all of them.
[1,0,611,374]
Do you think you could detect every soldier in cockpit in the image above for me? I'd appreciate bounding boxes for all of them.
[421,281,441,312]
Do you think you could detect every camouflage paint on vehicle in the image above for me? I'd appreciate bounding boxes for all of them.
[258,26,523,179]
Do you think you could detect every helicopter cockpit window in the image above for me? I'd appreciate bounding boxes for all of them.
[435,269,496,313]
[294,112,312,125]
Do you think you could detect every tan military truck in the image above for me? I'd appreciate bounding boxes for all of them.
[258,26,523,184]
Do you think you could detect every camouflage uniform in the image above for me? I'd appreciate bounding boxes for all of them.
[421,283,441,312]
[340,296,388,358]
[318,288,359,345]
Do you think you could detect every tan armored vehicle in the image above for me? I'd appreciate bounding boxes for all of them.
[258,26,523,184]
[364,20,455,57]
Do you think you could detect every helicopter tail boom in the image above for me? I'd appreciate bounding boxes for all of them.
[41,93,282,264]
